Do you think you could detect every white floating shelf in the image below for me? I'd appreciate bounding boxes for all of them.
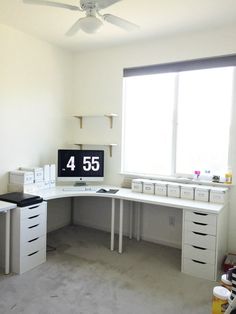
[74,113,118,128]
[74,143,117,157]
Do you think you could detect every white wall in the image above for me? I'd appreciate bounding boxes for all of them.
[0,24,73,234]
[71,25,236,251]
[0,24,73,192]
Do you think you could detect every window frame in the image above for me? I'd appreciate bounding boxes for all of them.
[122,55,236,179]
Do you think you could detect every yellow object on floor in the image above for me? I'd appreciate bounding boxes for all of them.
[212,286,231,313]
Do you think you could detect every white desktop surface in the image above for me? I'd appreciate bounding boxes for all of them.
[0,201,16,212]
[38,185,226,267]
[38,186,224,214]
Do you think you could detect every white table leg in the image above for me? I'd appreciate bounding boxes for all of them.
[70,197,74,225]
[5,210,10,275]
[119,199,124,254]
[137,203,141,242]
[129,201,133,240]
[110,198,115,251]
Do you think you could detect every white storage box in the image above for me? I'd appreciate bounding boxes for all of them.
[9,170,34,185]
[210,187,228,204]
[143,180,155,195]
[167,183,180,198]
[43,164,50,184]
[8,182,45,193]
[20,167,44,183]
[181,184,195,200]
[50,164,56,187]
[195,186,210,202]
[154,181,167,196]
[132,179,143,193]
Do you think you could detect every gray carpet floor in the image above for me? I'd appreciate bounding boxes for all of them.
[0,225,215,314]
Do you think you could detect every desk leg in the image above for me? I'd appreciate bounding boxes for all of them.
[129,201,133,240]
[137,203,141,242]
[119,199,124,254]
[110,198,115,251]
[5,211,10,275]
[70,197,74,225]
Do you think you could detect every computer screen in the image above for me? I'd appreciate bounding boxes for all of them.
[57,149,104,182]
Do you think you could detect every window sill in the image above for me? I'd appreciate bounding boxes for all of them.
[120,172,233,188]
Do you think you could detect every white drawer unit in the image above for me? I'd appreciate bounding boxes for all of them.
[185,211,217,226]
[184,230,216,250]
[184,220,216,236]
[11,201,47,274]
[182,207,227,281]
[182,258,215,281]
[183,244,216,264]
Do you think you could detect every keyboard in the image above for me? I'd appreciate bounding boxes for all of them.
[62,186,98,192]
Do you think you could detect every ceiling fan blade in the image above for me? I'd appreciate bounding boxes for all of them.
[23,0,81,11]
[65,19,81,36]
[103,14,139,32]
[96,0,121,10]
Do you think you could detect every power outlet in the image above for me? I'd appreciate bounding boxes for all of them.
[169,216,175,226]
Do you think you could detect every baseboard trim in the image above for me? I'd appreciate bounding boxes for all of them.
[73,220,181,249]
[47,221,70,233]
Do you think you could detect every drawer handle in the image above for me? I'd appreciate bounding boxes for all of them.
[192,259,206,265]
[29,205,39,210]
[193,212,208,216]
[192,245,207,251]
[28,224,39,229]
[28,250,39,257]
[28,214,40,220]
[193,231,207,236]
[28,237,39,243]
[193,222,207,226]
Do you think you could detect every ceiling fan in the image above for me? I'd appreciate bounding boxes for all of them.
[23,0,139,35]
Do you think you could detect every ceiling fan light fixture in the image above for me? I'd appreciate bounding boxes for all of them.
[79,16,103,34]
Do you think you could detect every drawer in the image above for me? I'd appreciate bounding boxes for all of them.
[21,235,46,257]
[183,244,216,264]
[20,202,46,220]
[185,211,217,226]
[21,220,46,243]
[182,257,215,281]
[184,230,216,250]
[20,248,46,274]
[185,220,216,236]
[21,212,45,230]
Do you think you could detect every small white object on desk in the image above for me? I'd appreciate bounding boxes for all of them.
[180,184,195,200]
[195,186,211,202]
[210,187,228,204]
[131,179,143,193]
[43,164,50,189]
[8,182,45,193]
[167,182,180,198]
[20,167,44,183]
[9,170,34,185]
[143,179,155,195]
[154,181,167,196]
[50,164,56,188]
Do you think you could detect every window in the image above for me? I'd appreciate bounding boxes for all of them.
[122,56,235,178]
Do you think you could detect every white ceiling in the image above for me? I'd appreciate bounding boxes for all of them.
[1,0,236,52]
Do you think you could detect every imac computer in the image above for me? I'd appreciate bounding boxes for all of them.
[57,149,104,186]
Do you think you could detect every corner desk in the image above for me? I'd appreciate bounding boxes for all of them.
[1,186,227,280]
[37,186,227,281]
